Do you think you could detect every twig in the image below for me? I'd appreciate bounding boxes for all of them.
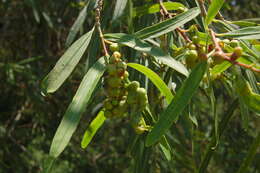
[197,0,207,18]
[158,1,191,43]
[95,0,109,57]
[209,29,260,73]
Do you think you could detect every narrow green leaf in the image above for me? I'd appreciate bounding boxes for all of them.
[146,61,207,146]
[66,4,89,47]
[205,0,224,26]
[134,7,200,39]
[210,61,231,76]
[49,57,106,158]
[127,63,173,104]
[81,110,106,149]
[42,27,95,94]
[236,79,260,114]
[218,26,260,40]
[112,0,128,21]
[104,33,189,76]
[133,2,185,17]
[159,136,172,161]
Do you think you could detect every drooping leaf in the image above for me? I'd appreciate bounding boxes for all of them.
[236,79,260,114]
[112,0,128,21]
[49,57,106,158]
[127,63,173,104]
[218,26,260,40]
[133,2,185,17]
[41,27,95,94]
[81,110,106,149]
[205,0,225,27]
[66,4,89,47]
[134,7,200,39]
[159,136,172,161]
[104,33,189,76]
[146,61,207,146]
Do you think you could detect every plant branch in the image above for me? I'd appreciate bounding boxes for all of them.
[209,29,260,73]
[95,0,109,57]
[197,0,207,18]
[158,0,191,43]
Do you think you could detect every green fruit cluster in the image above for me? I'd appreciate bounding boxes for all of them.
[185,36,207,68]
[104,51,129,118]
[103,48,149,134]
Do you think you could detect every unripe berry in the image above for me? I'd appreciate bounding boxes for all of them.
[116,61,127,70]
[230,40,239,47]
[109,56,120,64]
[185,50,198,68]
[188,43,196,50]
[212,52,224,65]
[233,47,243,58]
[126,81,140,91]
[109,43,119,52]
[112,51,121,59]
[123,71,129,79]
[126,91,138,104]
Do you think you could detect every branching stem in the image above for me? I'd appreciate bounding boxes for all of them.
[95,0,109,57]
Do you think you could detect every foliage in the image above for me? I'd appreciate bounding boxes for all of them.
[0,0,260,173]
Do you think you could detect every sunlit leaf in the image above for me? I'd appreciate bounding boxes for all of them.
[81,110,106,149]
[205,0,225,26]
[104,33,189,76]
[218,26,260,40]
[66,4,89,47]
[41,27,95,94]
[112,0,128,21]
[49,57,106,158]
[146,61,207,146]
[127,63,173,104]
[133,2,185,17]
[134,7,200,39]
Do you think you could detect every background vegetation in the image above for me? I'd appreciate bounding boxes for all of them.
[0,0,259,173]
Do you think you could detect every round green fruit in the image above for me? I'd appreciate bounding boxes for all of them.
[109,56,120,64]
[123,71,129,79]
[229,40,239,47]
[185,50,198,68]
[126,81,140,91]
[116,61,127,70]
[112,51,121,59]
[109,43,119,52]
[233,46,243,58]
[126,92,138,104]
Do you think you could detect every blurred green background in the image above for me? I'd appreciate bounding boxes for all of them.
[0,0,259,172]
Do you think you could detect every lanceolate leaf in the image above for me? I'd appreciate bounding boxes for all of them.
[205,0,225,26]
[41,27,95,94]
[127,63,173,104]
[65,4,89,47]
[104,33,189,76]
[236,79,260,114]
[134,7,200,39]
[218,26,260,40]
[112,0,128,21]
[146,61,207,146]
[49,57,106,158]
[81,110,106,149]
[133,2,185,17]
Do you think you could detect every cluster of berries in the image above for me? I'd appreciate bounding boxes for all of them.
[103,48,148,120]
